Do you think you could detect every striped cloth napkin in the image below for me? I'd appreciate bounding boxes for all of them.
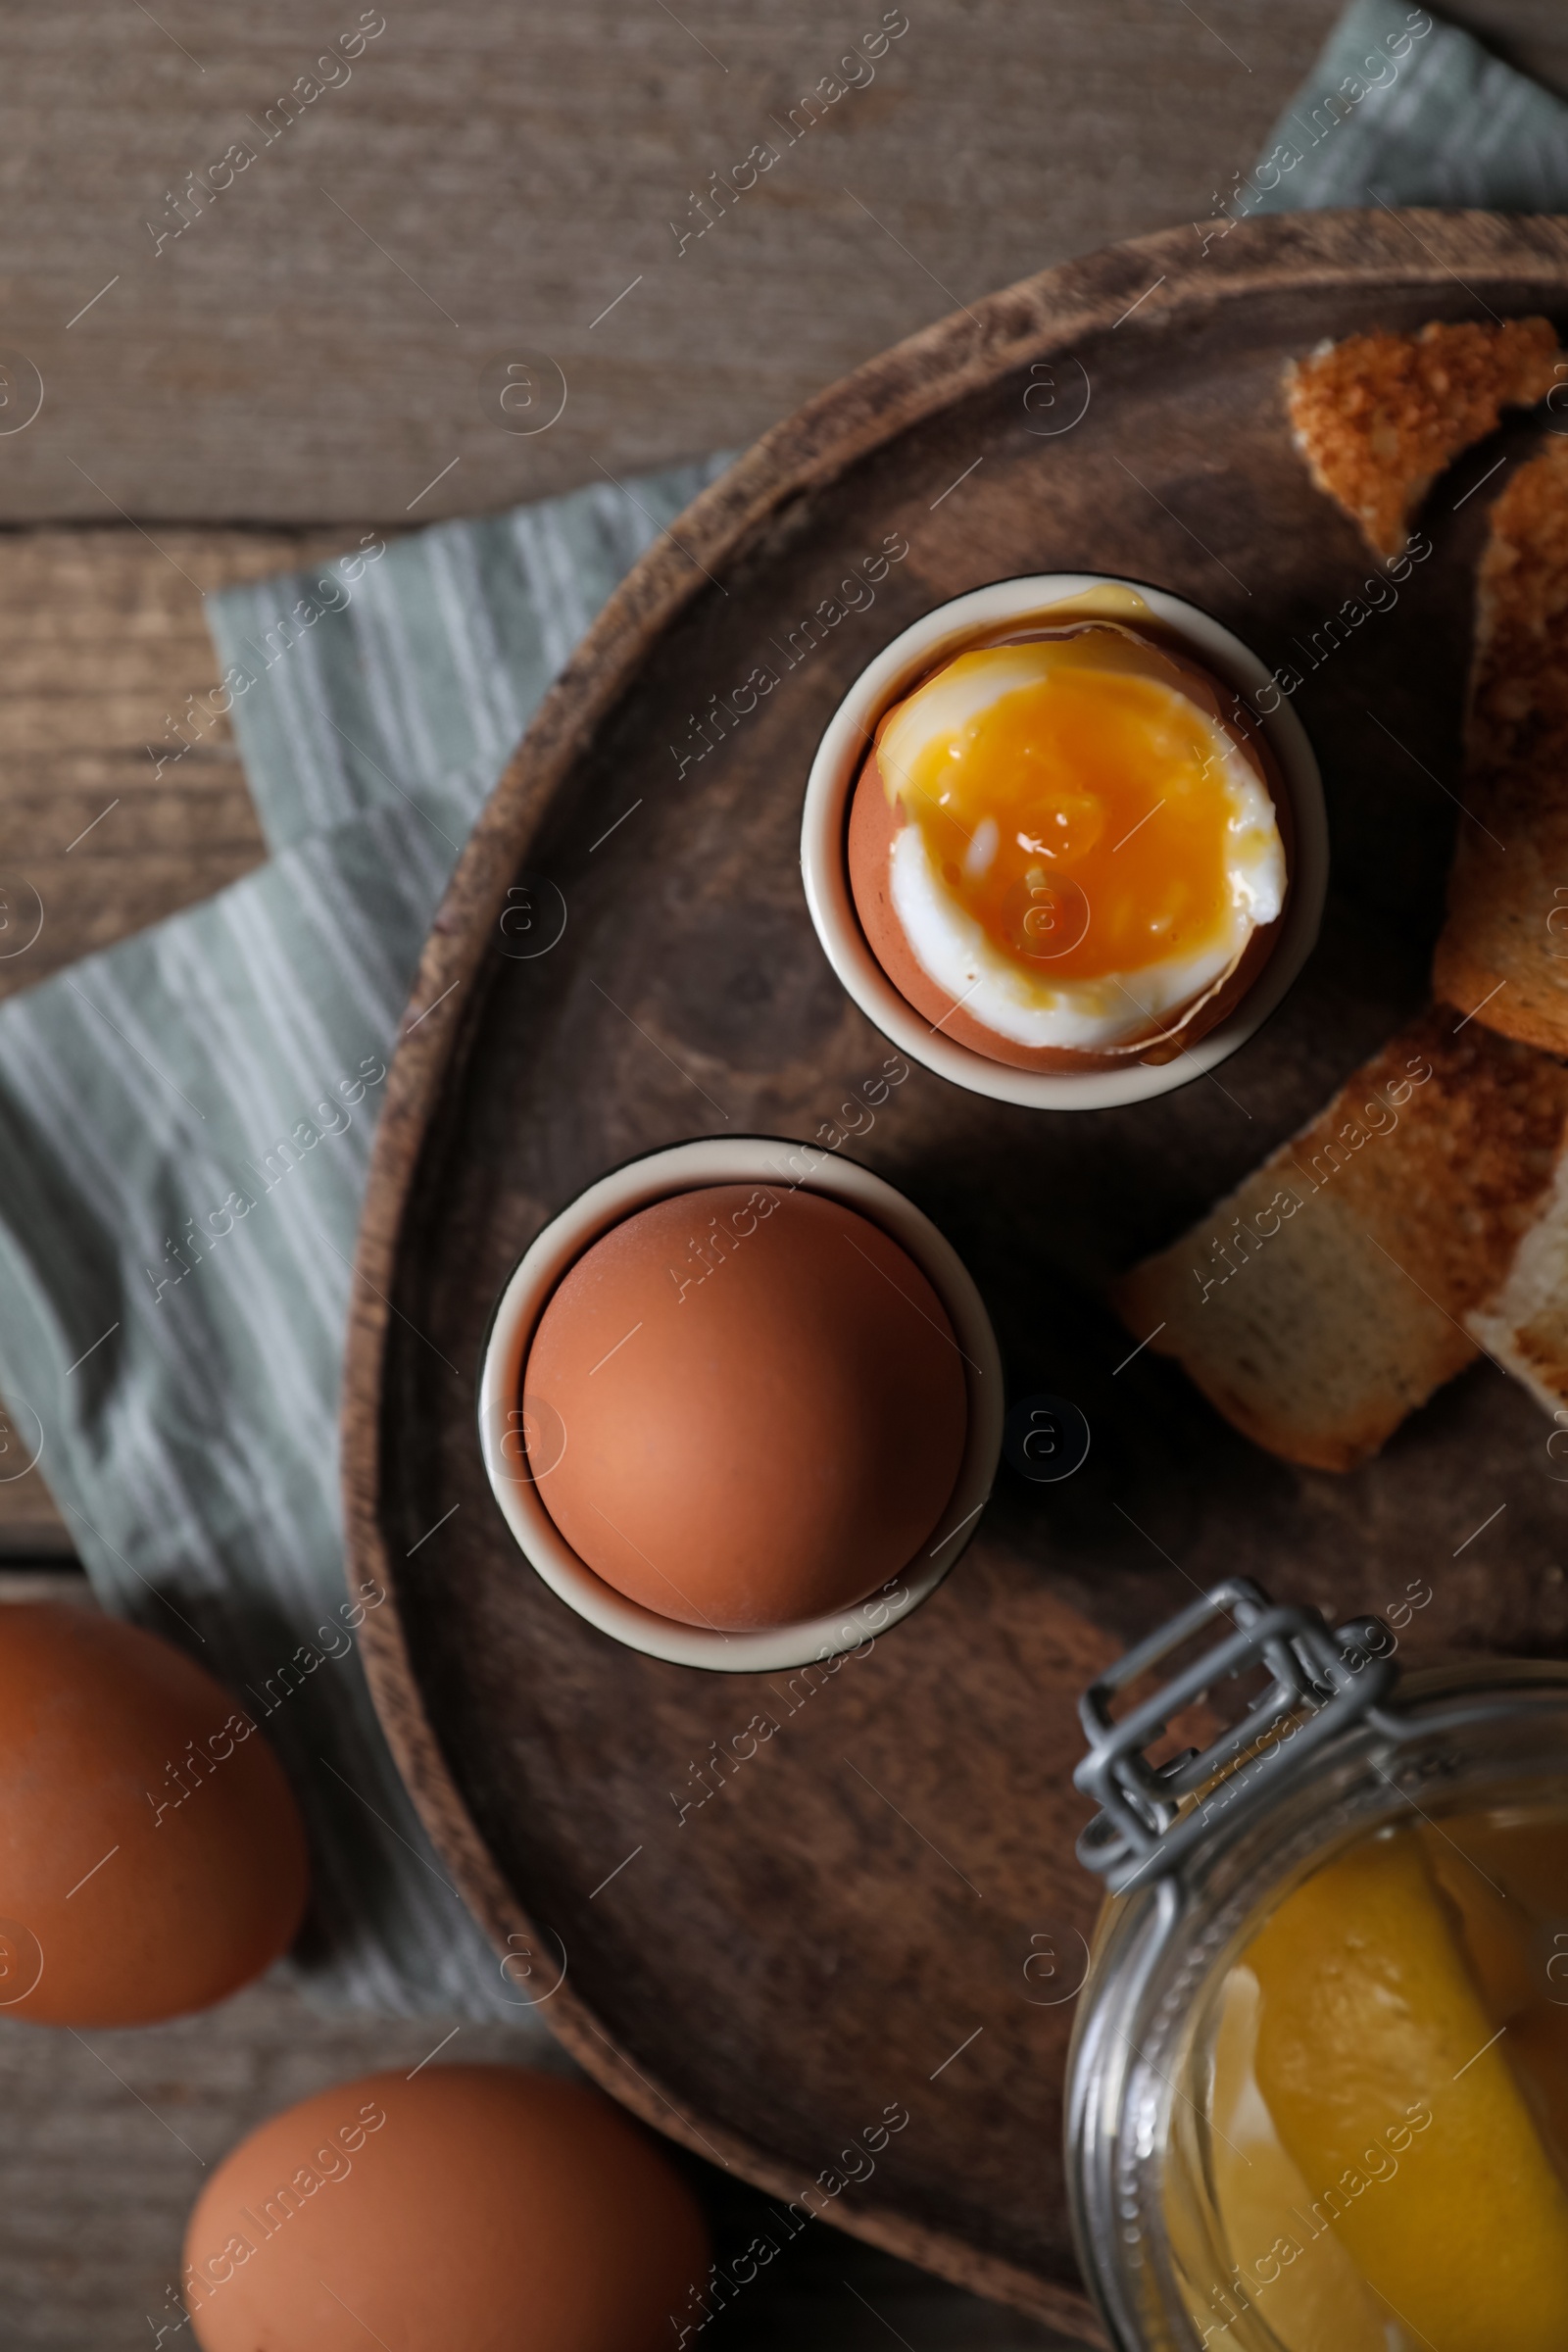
[0,0,1562,2017]
[1248,0,1568,212]
[0,462,726,2018]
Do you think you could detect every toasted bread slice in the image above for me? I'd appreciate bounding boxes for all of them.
[1434,435,1568,1053]
[1285,317,1558,560]
[1110,1008,1568,1472]
[1467,1144,1568,1420]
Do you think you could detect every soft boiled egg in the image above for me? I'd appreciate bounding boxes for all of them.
[848,620,1291,1071]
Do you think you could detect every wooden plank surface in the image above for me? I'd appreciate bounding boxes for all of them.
[0,1580,1076,2348]
[0,1959,1082,2351]
[0,528,351,1557]
[2,1,1567,2340]
[0,528,354,1004]
[0,2,1556,527]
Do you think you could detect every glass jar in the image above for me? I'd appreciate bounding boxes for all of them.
[1065,1577,1568,2351]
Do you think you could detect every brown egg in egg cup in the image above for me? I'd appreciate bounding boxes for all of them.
[803,575,1328,1110]
[476,1137,1004,1672]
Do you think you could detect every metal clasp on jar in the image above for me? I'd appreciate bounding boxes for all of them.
[1074,1576,1399,1893]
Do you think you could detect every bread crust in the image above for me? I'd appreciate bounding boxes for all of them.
[1121,318,1568,1469]
[1110,1007,1568,1471]
[1435,436,1568,1053]
[1285,316,1558,561]
[1468,1142,1568,1422]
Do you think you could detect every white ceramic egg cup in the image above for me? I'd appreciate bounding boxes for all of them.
[800,572,1329,1111]
[476,1136,1004,1673]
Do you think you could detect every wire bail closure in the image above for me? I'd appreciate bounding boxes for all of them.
[1074,1577,1399,1893]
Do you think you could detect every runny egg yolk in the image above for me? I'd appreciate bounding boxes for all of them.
[870,625,1288,1055]
[878,631,1273,987]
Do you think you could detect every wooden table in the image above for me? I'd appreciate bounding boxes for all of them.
[2,1,1565,2340]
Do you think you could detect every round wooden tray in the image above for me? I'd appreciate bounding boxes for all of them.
[342,210,1568,2340]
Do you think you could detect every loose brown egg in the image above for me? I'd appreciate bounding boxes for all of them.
[0,1603,307,2026]
[182,2065,710,2352]
[522,1183,967,1630]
